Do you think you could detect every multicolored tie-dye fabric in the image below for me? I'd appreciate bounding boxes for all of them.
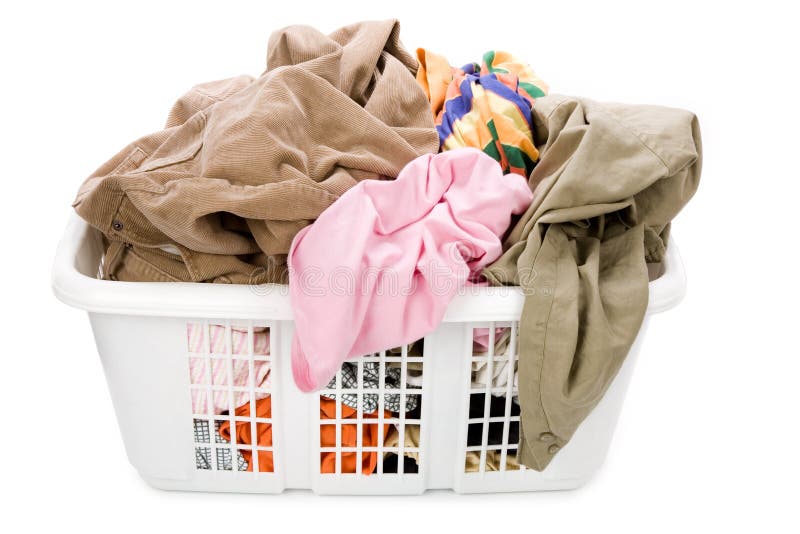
[416,49,548,177]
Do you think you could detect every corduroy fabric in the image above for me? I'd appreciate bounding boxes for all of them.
[73,20,439,283]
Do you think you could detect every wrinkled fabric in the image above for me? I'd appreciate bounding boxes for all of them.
[193,419,248,471]
[472,327,509,353]
[220,396,390,475]
[416,49,548,176]
[289,148,533,391]
[73,20,438,284]
[319,398,391,475]
[187,323,271,414]
[382,405,422,473]
[383,398,521,473]
[322,362,420,413]
[397,329,511,389]
[472,327,518,393]
[483,95,702,471]
[384,423,421,464]
[464,450,520,472]
[218,396,274,472]
[472,359,518,392]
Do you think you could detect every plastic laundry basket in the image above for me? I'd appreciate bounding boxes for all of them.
[52,214,687,495]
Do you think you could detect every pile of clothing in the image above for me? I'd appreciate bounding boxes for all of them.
[189,325,518,475]
[73,20,701,472]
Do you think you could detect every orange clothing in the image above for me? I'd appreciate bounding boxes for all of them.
[218,396,274,472]
[218,396,391,475]
[415,48,453,119]
[319,398,391,475]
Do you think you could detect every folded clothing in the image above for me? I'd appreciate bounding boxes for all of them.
[74,19,438,284]
[289,148,533,392]
[416,49,548,176]
[187,323,271,415]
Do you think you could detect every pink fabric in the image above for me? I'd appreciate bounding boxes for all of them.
[473,327,509,351]
[187,324,271,414]
[288,148,533,391]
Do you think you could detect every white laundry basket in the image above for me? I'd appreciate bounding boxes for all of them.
[52,214,687,495]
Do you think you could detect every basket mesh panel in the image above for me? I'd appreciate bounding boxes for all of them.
[187,321,274,473]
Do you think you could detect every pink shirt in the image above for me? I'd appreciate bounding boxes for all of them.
[288,148,533,392]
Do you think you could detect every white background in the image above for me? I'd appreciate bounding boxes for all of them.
[2,0,798,531]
